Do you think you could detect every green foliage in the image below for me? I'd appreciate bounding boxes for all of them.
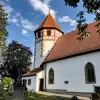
[71,96,78,100]
[64,0,100,40]
[33,93,45,97]
[2,77,14,92]
[64,0,80,8]
[0,3,8,55]
[24,97,34,100]
[2,41,32,81]
[3,92,59,100]
[76,11,91,40]
[25,91,31,97]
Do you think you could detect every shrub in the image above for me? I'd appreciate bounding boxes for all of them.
[92,85,100,100]
[25,91,31,97]
[2,77,14,92]
[71,96,78,100]
[94,85,100,94]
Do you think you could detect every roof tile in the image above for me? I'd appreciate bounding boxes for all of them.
[35,14,63,32]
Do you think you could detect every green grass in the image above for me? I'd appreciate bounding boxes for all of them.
[25,93,58,100]
[3,92,58,100]
[25,96,58,100]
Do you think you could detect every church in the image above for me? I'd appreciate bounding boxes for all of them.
[22,13,100,93]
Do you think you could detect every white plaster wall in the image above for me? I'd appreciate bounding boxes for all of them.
[42,29,62,57]
[36,70,45,91]
[35,29,63,68]
[55,30,63,41]
[35,41,44,68]
[46,51,100,92]
[30,62,34,70]
[43,41,55,56]
[55,30,62,37]
[22,76,36,91]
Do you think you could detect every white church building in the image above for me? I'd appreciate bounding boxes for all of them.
[22,14,100,93]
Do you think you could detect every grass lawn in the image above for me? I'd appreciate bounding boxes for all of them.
[25,93,58,100]
[3,92,59,100]
[25,96,58,100]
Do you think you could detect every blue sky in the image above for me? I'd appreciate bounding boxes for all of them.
[0,0,95,57]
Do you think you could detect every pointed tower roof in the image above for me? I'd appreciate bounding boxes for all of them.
[34,14,63,33]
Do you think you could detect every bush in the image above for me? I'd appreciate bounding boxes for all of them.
[94,85,100,94]
[92,85,100,100]
[2,77,14,92]
[25,91,31,97]
[71,96,78,100]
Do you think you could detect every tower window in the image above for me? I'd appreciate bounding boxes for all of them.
[47,30,51,36]
[85,62,96,84]
[48,68,54,84]
[38,31,41,38]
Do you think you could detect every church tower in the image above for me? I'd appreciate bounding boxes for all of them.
[34,14,63,68]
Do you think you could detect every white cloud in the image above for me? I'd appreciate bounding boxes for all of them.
[21,18,34,31]
[44,0,52,4]
[4,5,13,14]
[0,1,39,36]
[58,16,77,26]
[22,29,29,36]
[5,0,10,2]
[28,0,56,18]
[9,18,18,23]
[16,23,20,27]
[16,12,21,17]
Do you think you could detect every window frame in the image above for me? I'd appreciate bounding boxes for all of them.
[85,62,96,84]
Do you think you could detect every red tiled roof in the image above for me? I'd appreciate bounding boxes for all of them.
[22,67,42,77]
[34,14,63,33]
[45,21,100,62]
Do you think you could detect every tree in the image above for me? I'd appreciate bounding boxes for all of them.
[64,0,100,40]
[2,41,32,82]
[0,3,8,55]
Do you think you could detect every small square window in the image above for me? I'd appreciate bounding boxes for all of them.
[28,79,31,85]
[65,81,69,84]
[47,30,51,36]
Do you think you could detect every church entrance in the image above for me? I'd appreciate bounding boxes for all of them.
[39,78,44,91]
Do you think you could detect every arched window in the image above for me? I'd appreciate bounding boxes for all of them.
[48,68,54,84]
[85,62,96,83]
